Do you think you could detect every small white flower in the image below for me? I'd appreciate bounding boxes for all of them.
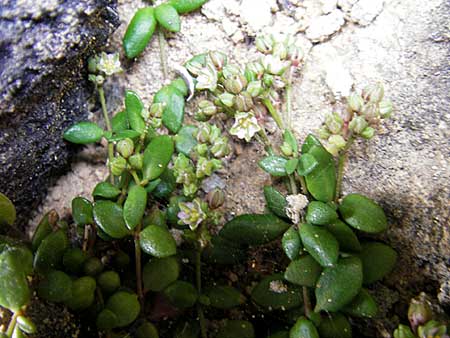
[285,194,309,224]
[229,111,261,142]
[97,52,122,76]
[261,55,291,75]
[195,64,218,92]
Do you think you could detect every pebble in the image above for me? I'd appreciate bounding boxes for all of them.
[325,62,354,98]
[306,9,345,42]
[222,17,239,36]
[231,30,245,44]
[350,0,384,26]
[320,0,337,14]
[239,0,274,32]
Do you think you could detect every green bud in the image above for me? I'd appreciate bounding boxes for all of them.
[224,75,247,94]
[280,142,293,157]
[211,137,230,158]
[379,99,393,118]
[272,42,288,59]
[263,73,274,86]
[218,92,235,107]
[348,92,364,112]
[194,111,210,122]
[256,34,274,54]
[195,143,208,156]
[222,64,241,79]
[362,102,379,119]
[95,75,105,85]
[196,157,222,178]
[246,80,263,97]
[196,123,212,143]
[393,325,416,338]
[234,92,254,112]
[361,126,375,139]
[150,117,162,129]
[88,56,98,74]
[246,62,265,77]
[417,320,447,338]
[328,134,346,149]
[362,83,384,103]
[209,51,227,70]
[111,156,127,176]
[317,126,331,140]
[150,102,164,118]
[117,138,134,158]
[198,100,217,116]
[183,183,198,197]
[325,112,344,134]
[128,153,143,170]
[349,115,368,134]
[207,188,225,209]
[408,293,433,331]
[186,60,203,76]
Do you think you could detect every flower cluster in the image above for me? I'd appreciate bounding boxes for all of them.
[88,52,122,85]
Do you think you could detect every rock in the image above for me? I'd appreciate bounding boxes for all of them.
[201,0,225,21]
[239,0,274,32]
[337,0,358,13]
[320,0,338,14]
[222,17,239,37]
[350,0,384,26]
[0,0,119,228]
[305,9,345,42]
[325,61,353,98]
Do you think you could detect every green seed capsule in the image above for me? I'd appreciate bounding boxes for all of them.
[305,201,338,225]
[123,7,157,59]
[168,0,208,14]
[155,4,181,32]
[299,223,339,267]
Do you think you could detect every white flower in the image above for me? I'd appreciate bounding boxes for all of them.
[229,112,261,142]
[195,64,218,92]
[177,198,207,231]
[285,194,309,224]
[97,52,122,76]
[261,55,291,75]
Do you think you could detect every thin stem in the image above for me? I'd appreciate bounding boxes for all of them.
[98,85,115,183]
[198,305,208,338]
[335,136,355,201]
[195,248,207,338]
[285,69,294,130]
[6,311,19,337]
[288,174,298,195]
[134,223,144,308]
[302,287,312,317]
[298,175,308,195]
[257,128,274,155]
[131,170,141,185]
[158,29,169,80]
[117,174,131,205]
[262,98,284,130]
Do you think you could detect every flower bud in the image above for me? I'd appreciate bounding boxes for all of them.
[209,125,221,144]
[349,115,368,134]
[198,100,217,117]
[272,42,288,59]
[256,34,274,54]
[183,183,198,197]
[222,64,241,79]
[328,134,346,149]
[195,143,208,157]
[317,126,331,140]
[211,137,230,158]
[234,92,254,112]
[150,103,164,118]
[408,293,433,331]
[196,64,218,91]
[246,62,265,78]
[246,80,263,97]
[361,126,375,139]
[272,76,286,89]
[348,92,364,112]
[362,102,379,119]
[207,189,225,209]
[208,51,227,70]
[186,60,204,76]
[116,138,134,158]
[417,320,447,338]
[263,73,274,87]
[196,123,212,143]
[362,83,384,103]
[280,142,293,157]
[379,99,393,118]
[288,45,304,66]
[150,117,162,129]
[111,156,127,176]
[325,112,344,134]
[128,153,143,170]
[218,92,234,107]
[393,325,416,338]
[224,75,247,94]
[88,56,98,74]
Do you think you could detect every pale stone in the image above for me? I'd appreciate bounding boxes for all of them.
[350,0,384,26]
[325,62,354,98]
[240,0,274,32]
[222,17,238,36]
[305,10,345,42]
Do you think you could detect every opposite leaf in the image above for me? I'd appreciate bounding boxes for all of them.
[125,90,146,134]
[259,156,288,177]
[140,225,176,258]
[123,7,157,59]
[124,185,147,230]
[154,85,185,133]
[63,121,104,144]
[168,0,209,14]
[299,223,339,267]
[155,4,181,32]
[143,135,174,181]
[93,201,130,239]
[0,192,15,226]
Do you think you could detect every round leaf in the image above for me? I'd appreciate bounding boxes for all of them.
[65,276,96,311]
[140,225,176,257]
[92,182,121,199]
[125,90,146,134]
[297,153,319,176]
[72,197,93,225]
[123,7,157,59]
[324,220,361,252]
[284,254,322,287]
[305,201,338,225]
[97,271,121,294]
[290,317,319,338]
[220,214,290,246]
[124,185,147,230]
[342,288,378,318]
[106,291,140,327]
[315,257,363,312]
[299,223,339,267]
[282,227,302,260]
[136,321,159,338]
[174,125,198,157]
[217,320,255,338]
[63,121,104,144]
[31,210,55,251]
[143,256,179,291]
[317,312,352,338]
[259,156,288,177]
[143,135,174,181]
[154,85,185,133]
[304,145,336,202]
[339,193,388,233]
[0,251,30,311]
[163,281,198,308]
[285,158,299,175]
[0,192,15,226]
[93,201,130,239]
[359,242,397,284]
[38,270,73,302]
[33,229,69,273]
[264,186,288,219]
[155,4,181,32]
[168,0,208,14]
[96,309,118,330]
[206,285,244,309]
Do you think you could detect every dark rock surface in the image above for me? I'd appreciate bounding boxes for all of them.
[0,0,119,227]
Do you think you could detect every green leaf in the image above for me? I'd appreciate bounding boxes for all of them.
[393,325,416,338]
[152,169,176,199]
[301,134,322,154]
[31,211,55,251]
[0,251,30,311]
[63,121,104,144]
[143,208,167,228]
[251,274,302,310]
[170,77,189,97]
[259,156,288,177]
[217,320,255,338]
[92,182,121,199]
[64,276,96,311]
[123,7,157,59]
[305,201,338,225]
[0,239,33,276]
[97,271,121,294]
[83,256,104,277]
[289,317,319,338]
[268,332,289,338]
[105,129,141,142]
[283,130,298,155]
[315,257,363,312]
[299,223,339,267]
[0,192,15,226]
[304,145,336,202]
[168,0,208,14]
[164,281,198,308]
[112,111,129,132]
[167,195,188,226]
[62,248,88,274]
[143,135,174,181]
[324,220,361,252]
[33,229,69,273]
[297,153,319,176]
[93,201,130,239]
[124,185,147,230]
[339,193,388,233]
[174,125,198,157]
[174,322,200,338]
[342,288,378,318]
[206,285,244,309]
[105,291,140,327]
[284,254,322,287]
[281,226,302,260]
[358,242,397,284]
[136,321,159,338]
[154,85,186,133]
[220,214,290,246]
[143,256,179,291]
[155,4,181,32]
[72,197,94,225]
[96,309,118,330]
[16,316,36,334]
[203,235,246,265]
[125,90,146,134]
[38,270,73,302]
[317,313,352,338]
[285,158,299,175]
[264,186,288,219]
[140,225,176,257]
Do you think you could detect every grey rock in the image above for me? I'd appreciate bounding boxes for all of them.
[350,0,384,26]
[305,9,345,42]
[0,0,119,227]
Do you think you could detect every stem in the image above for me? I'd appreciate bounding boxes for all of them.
[262,98,284,130]
[117,174,131,205]
[195,249,207,338]
[98,85,115,183]
[298,175,308,195]
[131,170,141,185]
[158,29,169,80]
[288,174,298,195]
[6,311,19,337]
[285,69,294,130]
[302,287,312,317]
[134,224,144,308]
[257,128,274,154]
[335,136,355,201]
